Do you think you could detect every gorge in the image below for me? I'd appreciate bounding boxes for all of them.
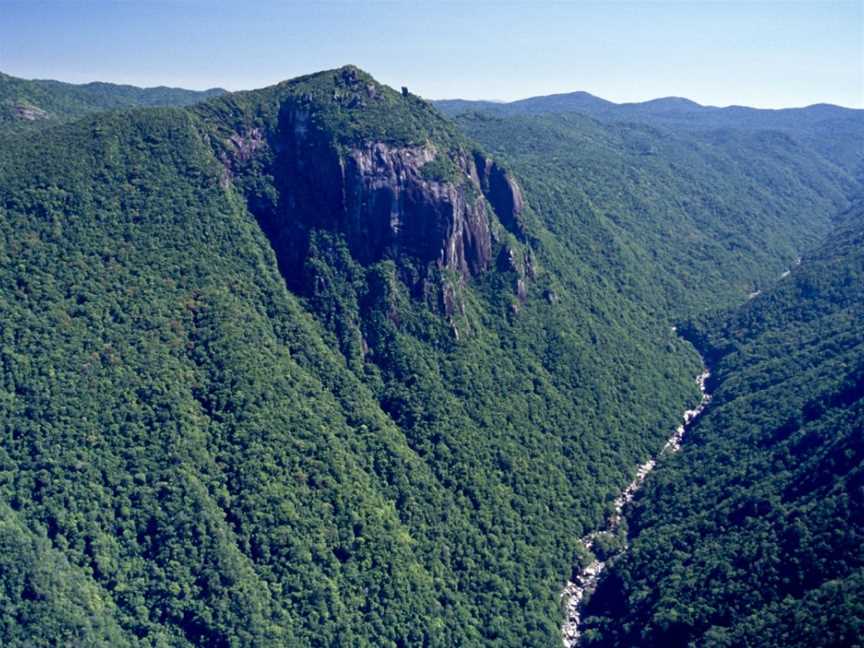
[561,357,712,647]
[0,64,861,647]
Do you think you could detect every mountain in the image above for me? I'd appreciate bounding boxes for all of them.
[434,92,864,175]
[435,91,614,117]
[0,65,710,646]
[444,101,863,647]
[0,70,225,136]
[579,201,864,647]
[432,88,860,129]
[0,65,861,647]
[451,110,857,316]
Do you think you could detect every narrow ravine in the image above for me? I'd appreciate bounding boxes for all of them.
[560,357,712,647]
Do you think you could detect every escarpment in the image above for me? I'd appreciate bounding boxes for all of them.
[269,118,497,281]
[473,151,525,237]
[211,67,526,302]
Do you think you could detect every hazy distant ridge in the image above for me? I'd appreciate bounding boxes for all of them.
[434,90,864,175]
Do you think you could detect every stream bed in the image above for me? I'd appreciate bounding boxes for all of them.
[560,364,712,647]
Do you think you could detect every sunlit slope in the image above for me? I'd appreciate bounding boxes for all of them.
[581,205,864,647]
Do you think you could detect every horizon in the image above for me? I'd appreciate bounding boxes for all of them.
[1,1,862,110]
[3,65,861,113]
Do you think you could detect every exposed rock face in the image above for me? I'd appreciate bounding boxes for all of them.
[341,142,493,278]
[473,151,525,237]
[221,102,526,293]
[13,102,48,121]
[227,127,265,161]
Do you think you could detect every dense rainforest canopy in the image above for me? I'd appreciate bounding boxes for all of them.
[0,66,861,646]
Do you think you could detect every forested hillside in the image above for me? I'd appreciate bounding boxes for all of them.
[452,111,857,315]
[0,71,224,137]
[436,94,864,176]
[0,66,860,646]
[579,203,864,647]
[0,66,704,646]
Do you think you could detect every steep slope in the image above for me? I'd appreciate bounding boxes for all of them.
[452,111,859,317]
[190,65,713,643]
[0,67,711,646]
[0,71,225,136]
[579,204,864,647]
[2,65,859,647]
[0,106,455,645]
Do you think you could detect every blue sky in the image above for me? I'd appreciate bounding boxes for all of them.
[1,1,861,108]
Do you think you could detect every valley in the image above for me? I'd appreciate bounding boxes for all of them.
[562,357,711,647]
[0,65,861,647]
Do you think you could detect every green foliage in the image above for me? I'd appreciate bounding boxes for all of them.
[0,501,130,647]
[419,153,460,183]
[278,66,462,148]
[0,70,223,138]
[193,65,463,151]
[580,207,864,647]
[435,93,864,174]
[0,66,860,647]
[0,85,704,646]
[453,111,856,319]
[0,68,714,646]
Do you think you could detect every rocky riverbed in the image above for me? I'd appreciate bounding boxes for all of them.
[561,364,712,647]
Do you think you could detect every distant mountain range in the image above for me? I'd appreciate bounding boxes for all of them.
[434,90,864,176]
[433,89,860,126]
[0,71,225,134]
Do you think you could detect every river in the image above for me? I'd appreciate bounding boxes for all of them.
[560,360,712,647]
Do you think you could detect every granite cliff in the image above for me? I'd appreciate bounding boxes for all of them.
[209,66,526,306]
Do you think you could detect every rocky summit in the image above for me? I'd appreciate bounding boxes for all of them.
[206,66,528,310]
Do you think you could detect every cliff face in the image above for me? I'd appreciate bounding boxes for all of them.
[473,151,525,236]
[275,109,497,279]
[342,143,493,278]
[219,89,525,297]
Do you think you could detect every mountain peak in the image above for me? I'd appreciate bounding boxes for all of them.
[635,96,703,110]
[200,66,526,297]
[216,66,459,149]
[273,64,384,100]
